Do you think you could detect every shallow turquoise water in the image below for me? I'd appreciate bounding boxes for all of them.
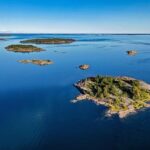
[0,34,150,150]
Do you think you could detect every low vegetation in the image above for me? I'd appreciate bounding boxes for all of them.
[5,44,43,53]
[20,38,75,44]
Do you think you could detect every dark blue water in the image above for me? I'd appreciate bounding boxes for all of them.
[0,34,150,150]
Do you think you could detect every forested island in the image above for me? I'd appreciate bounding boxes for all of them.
[74,76,150,118]
[5,44,43,53]
[20,38,75,44]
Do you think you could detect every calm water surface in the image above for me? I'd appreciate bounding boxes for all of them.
[0,34,150,150]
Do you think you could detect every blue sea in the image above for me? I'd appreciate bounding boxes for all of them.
[0,34,150,150]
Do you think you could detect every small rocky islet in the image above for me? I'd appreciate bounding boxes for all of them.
[73,76,150,118]
[19,59,53,66]
[5,44,43,53]
[20,38,75,44]
[127,50,137,56]
[79,64,90,70]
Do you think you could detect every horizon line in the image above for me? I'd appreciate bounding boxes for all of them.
[1,32,150,35]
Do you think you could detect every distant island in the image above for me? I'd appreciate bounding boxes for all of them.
[19,59,53,66]
[0,33,12,36]
[20,38,75,44]
[5,44,43,53]
[73,76,150,118]
[127,50,137,56]
[0,38,5,41]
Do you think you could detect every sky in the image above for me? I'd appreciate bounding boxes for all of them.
[0,0,150,33]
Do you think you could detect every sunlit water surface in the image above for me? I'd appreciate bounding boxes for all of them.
[0,34,150,150]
